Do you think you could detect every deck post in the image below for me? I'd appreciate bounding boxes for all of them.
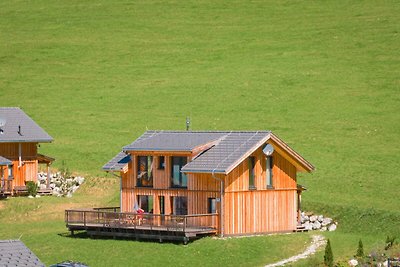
[83,211,86,227]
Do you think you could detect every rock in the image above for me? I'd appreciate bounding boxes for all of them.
[312,221,321,230]
[66,192,72,198]
[322,218,332,226]
[318,215,324,222]
[309,215,318,222]
[328,224,337,231]
[74,176,85,185]
[35,195,41,198]
[320,226,327,231]
[28,195,34,199]
[305,211,314,216]
[71,185,79,193]
[39,184,47,190]
[304,221,313,231]
[348,259,358,266]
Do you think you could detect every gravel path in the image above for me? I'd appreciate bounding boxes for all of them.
[264,235,327,267]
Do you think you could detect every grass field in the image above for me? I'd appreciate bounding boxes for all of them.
[0,0,399,266]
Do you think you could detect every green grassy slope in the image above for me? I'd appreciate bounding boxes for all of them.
[0,0,399,265]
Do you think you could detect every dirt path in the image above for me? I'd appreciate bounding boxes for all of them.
[264,235,326,267]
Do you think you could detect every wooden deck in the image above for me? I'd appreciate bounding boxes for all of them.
[65,208,218,244]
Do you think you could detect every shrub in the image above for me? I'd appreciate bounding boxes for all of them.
[385,235,397,250]
[26,181,38,197]
[324,239,334,267]
[356,239,364,258]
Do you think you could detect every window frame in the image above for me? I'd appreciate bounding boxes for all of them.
[266,156,274,189]
[248,156,256,190]
[170,156,188,188]
[136,156,153,187]
[158,156,165,170]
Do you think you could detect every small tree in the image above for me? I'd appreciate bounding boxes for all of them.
[324,239,334,267]
[356,239,364,258]
[26,181,38,197]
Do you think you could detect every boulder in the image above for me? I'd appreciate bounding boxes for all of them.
[320,226,327,231]
[305,211,314,216]
[322,217,332,226]
[309,215,318,222]
[328,224,337,231]
[303,221,313,231]
[312,221,321,230]
[318,215,324,222]
[348,259,358,266]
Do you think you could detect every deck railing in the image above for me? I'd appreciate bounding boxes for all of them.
[65,208,218,232]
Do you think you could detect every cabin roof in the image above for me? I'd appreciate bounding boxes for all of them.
[0,155,12,165]
[104,130,314,174]
[0,240,44,267]
[103,151,131,172]
[123,131,227,152]
[0,107,53,143]
[182,131,272,174]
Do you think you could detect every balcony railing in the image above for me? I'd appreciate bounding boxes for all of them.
[65,208,218,238]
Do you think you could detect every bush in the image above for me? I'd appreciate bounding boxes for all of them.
[26,181,38,197]
[324,239,334,267]
[385,235,396,250]
[356,239,364,258]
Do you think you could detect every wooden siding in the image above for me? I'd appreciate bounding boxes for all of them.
[0,143,39,190]
[224,190,297,235]
[225,146,297,193]
[0,143,37,160]
[222,145,298,235]
[120,145,300,236]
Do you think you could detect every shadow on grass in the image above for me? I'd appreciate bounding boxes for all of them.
[58,231,190,246]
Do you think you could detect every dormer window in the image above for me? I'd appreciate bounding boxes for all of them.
[137,156,153,187]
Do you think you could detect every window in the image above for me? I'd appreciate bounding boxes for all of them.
[172,196,187,215]
[171,157,187,188]
[159,196,165,215]
[8,165,13,178]
[248,156,256,189]
[208,198,217,213]
[266,156,273,188]
[158,156,165,169]
[137,156,153,187]
[137,195,153,213]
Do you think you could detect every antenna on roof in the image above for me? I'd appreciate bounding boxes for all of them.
[0,117,6,135]
[18,125,22,136]
[186,117,190,131]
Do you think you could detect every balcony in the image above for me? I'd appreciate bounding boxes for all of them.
[65,208,218,244]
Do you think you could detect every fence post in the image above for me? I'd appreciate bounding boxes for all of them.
[83,211,86,227]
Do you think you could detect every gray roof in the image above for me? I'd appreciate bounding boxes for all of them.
[105,130,314,175]
[123,131,227,152]
[0,107,53,143]
[0,156,12,165]
[0,240,45,267]
[103,151,131,172]
[182,131,270,174]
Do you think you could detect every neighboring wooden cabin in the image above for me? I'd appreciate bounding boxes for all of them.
[103,130,314,236]
[0,107,54,196]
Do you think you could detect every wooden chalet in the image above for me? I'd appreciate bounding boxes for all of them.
[66,130,314,243]
[0,107,54,196]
